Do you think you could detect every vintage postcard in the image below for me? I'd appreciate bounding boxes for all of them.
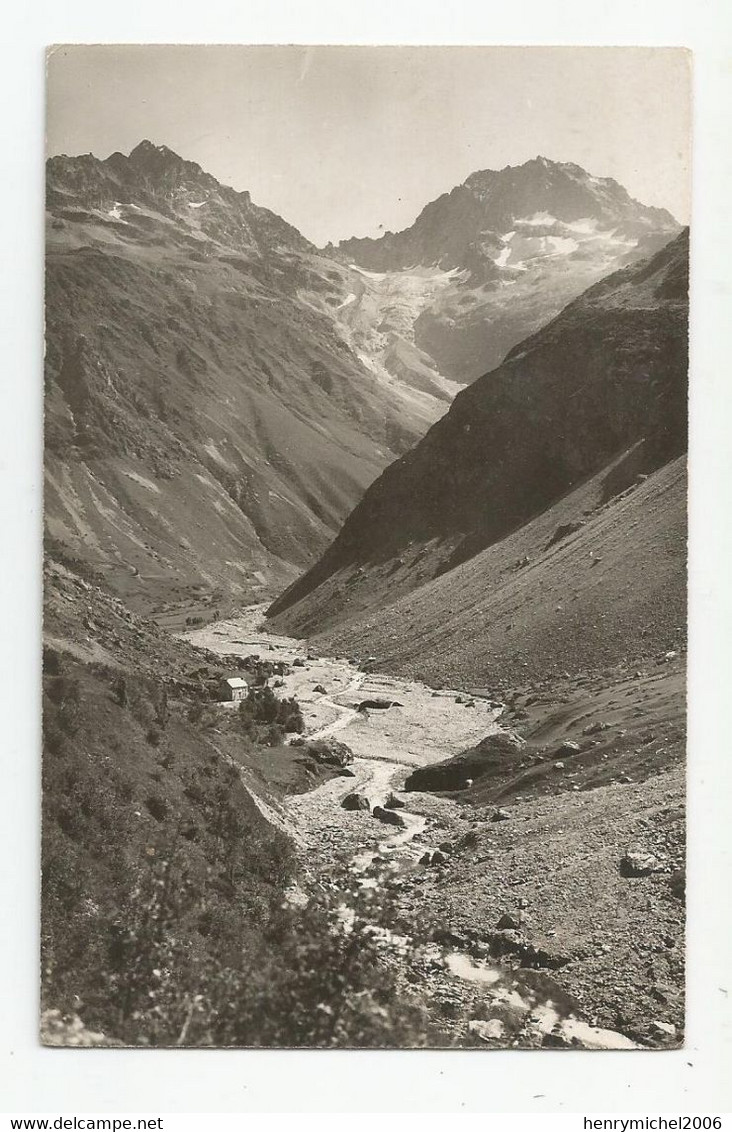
[42,45,689,1048]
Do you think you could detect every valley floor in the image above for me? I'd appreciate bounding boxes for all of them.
[184,607,685,1050]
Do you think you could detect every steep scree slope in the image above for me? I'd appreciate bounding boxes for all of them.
[45,142,449,615]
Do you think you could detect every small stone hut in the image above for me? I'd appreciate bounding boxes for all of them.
[220,676,249,703]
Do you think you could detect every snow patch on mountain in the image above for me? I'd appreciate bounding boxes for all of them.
[520,211,559,227]
[545,236,579,256]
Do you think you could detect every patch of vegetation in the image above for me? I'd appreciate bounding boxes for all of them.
[238,685,304,746]
[70,855,429,1047]
[43,536,105,587]
[41,650,429,1048]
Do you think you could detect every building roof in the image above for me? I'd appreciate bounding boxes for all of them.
[223,677,248,689]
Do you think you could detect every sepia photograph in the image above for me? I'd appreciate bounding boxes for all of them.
[41,44,690,1050]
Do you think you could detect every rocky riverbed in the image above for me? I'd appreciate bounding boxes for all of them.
[183,606,683,1049]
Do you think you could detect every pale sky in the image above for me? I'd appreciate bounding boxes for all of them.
[46,45,691,245]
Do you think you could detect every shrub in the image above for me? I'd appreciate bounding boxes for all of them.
[145,796,168,823]
[238,687,304,746]
[46,675,82,736]
[111,675,128,707]
[152,685,169,729]
[67,848,428,1048]
[197,882,430,1048]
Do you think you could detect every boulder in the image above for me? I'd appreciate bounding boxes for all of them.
[668,868,685,900]
[306,738,354,769]
[491,808,511,822]
[313,683,327,694]
[292,658,306,668]
[341,793,370,812]
[620,850,665,876]
[556,741,580,755]
[404,729,524,793]
[496,913,521,930]
[383,792,405,809]
[468,1018,505,1042]
[546,520,585,548]
[357,698,403,711]
[541,1032,574,1049]
[478,731,526,755]
[372,805,407,828]
[649,1020,677,1039]
[583,720,610,736]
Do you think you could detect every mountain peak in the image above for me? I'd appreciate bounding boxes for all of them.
[467,155,597,185]
[48,139,316,265]
[127,139,196,174]
[129,139,178,159]
[334,156,680,383]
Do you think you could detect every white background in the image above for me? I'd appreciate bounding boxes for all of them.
[1,0,731,1116]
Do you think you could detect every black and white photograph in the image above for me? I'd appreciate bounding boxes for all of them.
[40,44,691,1051]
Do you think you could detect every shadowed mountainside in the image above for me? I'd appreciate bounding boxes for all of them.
[268,229,688,682]
[293,453,686,688]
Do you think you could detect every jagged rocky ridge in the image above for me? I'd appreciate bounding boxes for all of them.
[331,156,680,382]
